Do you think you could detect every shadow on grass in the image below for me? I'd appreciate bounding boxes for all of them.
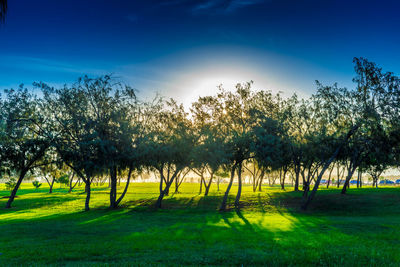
[1,188,400,265]
[0,194,78,213]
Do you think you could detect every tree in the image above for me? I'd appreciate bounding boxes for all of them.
[74,75,141,209]
[37,148,64,193]
[216,83,256,210]
[191,96,229,196]
[281,94,310,192]
[363,127,392,188]
[243,160,265,192]
[302,57,400,209]
[40,77,109,211]
[252,117,286,191]
[2,87,50,208]
[216,83,279,210]
[32,180,42,189]
[301,82,360,209]
[144,99,195,209]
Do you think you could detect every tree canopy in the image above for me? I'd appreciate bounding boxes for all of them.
[2,57,400,211]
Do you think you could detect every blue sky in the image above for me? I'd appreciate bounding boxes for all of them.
[1,0,400,105]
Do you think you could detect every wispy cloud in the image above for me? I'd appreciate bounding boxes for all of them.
[157,0,267,15]
[0,55,107,75]
[192,0,220,12]
[225,0,265,13]
[192,0,265,15]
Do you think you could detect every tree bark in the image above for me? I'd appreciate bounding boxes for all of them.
[199,176,204,194]
[115,167,133,207]
[109,166,118,208]
[204,172,213,196]
[175,176,180,193]
[234,163,243,208]
[68,174,78,193]
[159,171,164,194]
[326,165,334,188]
[341,164,358,194]
[85,182,91,211]
[258,174,264,192]
[49,176,55,193]
[280,168,287,190]
[155,169,179,209]
[219,164,236,211]
[174,170,187,194]
[294,160,300,191]
[5,169,28,209]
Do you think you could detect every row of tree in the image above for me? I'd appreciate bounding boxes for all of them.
[1,58,400,211]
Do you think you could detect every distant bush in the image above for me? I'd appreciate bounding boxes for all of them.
[32,180,42,189]
[57,174,69,187]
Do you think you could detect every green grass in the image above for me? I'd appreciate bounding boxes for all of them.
[0,182,400,266]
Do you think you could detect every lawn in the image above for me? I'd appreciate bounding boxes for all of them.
[0,182,399,266]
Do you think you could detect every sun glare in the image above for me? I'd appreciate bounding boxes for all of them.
[165,63,276,108]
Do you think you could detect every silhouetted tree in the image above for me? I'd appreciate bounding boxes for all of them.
[2,87,50,208]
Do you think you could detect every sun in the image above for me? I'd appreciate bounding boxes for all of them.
[164,63,274,108]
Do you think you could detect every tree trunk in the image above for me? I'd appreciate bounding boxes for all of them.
[341,160,359,194]
[302,124,359,210]
[165,184,170,196]
[294,174,299,191]
[174,170,187,194]
[84,182,91,211]
[115,167,133,207]
[199,176,204,194]
[219,165,236,211]
[49,176,55,193]
[234,163,243,208]
[5,169,27,209]
[336,164,341,188]
[204,173,213,196]
[258,175,263,192]
[109,167,118,208]
[294,165,300,191]
[155,170,179,209]
[68,174,78,193]
[280,169,287,190]
[155,180,172,209]
[374,176,379,188]
[326,165,334,189]
[175,176,180,193]
[159,173,164,194]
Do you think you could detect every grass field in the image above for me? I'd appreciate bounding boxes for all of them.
[0,182,400,266]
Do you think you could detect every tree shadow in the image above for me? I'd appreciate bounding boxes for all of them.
[0,187,399,266]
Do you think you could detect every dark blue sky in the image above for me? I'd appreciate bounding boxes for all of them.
[1,0,400,104]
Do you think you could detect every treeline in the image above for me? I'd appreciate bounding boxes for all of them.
[1,57,400,211]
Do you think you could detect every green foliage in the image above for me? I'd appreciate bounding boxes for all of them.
[3,57,400,211]
[57,174,69,186]
[32,180,42,189]
[4,177,16,191]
